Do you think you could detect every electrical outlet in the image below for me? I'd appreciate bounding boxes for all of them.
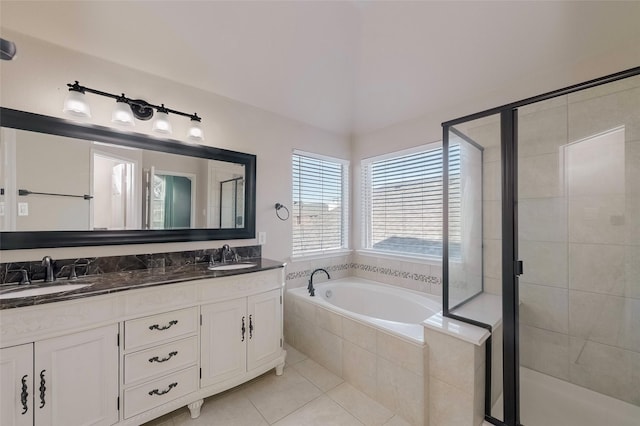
[18,202,29,216]
[258,231,266,245]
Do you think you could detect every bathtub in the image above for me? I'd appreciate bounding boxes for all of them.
[286,277,441,424]
[287,277,441,344]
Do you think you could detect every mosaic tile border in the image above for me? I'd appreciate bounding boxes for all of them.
[285,262,441,285]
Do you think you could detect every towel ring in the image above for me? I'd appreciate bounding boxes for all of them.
[275,203,290,221]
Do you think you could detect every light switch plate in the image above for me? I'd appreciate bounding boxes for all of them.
[258,231,266,245]
[0,202,4,216]
[18,202,29,216]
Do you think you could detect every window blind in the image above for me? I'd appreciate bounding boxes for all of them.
[362,144,460,257]
[292,152,348,256]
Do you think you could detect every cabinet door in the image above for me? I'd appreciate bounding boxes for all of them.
[34,324,119,426]
[0,344,33,426]
[200,298,247,387]
[247,289,282,371]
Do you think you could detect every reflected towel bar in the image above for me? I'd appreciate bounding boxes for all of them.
[18,189,93,200]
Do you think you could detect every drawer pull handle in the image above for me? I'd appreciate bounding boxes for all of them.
[148,382,177,396]
[148,320,178,331]
[39,370,46,408]
[241,316,246,342]
[249,315,254,339]
[149,351,178,363]
[20,374,29,414]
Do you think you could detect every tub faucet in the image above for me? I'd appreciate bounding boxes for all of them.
[308,268,330,297]
[42,256,55,283]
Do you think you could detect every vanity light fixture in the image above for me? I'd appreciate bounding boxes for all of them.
[63,81,204,141]
[187,114,204,142]
[111,95,135,126]
[63,82,91,118]
[151,104,172,134]
[0,37,17,61]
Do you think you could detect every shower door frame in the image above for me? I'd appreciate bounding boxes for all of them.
[441,66,640,426]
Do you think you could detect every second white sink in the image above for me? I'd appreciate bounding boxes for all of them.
[0,284,91,300]
[207,263,257,271]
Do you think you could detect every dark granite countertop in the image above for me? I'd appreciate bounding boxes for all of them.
[0,258,284,310]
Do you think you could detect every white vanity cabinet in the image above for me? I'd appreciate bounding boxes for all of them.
[122,307,199,419]
[0,343,33,426]
[0,266,286,426]
[200,288,282,387]
[0,325,119,426]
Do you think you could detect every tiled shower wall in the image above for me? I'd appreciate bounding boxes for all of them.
[517,76,640,406]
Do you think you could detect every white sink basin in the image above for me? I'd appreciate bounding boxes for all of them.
[207,263,257,271]
[0,284,91,300]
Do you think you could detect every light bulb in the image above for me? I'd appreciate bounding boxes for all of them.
[187,117,204,142]
[63,89,91,118]
[152,109,172,135]
[112,100,134,126]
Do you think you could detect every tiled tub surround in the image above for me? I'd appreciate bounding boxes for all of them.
[286,282,429,425]
[286,277,491,425]
[285,252,442,296]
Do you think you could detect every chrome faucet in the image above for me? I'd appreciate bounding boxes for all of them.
[220,244,238,263]
[42,256,55,283]
[308,268,330,297]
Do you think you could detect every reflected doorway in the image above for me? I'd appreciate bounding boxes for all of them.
[92,152,137,230]
[145,168,196,229]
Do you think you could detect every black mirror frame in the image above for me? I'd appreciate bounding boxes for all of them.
[0,107,256,250]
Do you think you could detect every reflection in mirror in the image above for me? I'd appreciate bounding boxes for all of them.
[0,107,256,249]
[220,177,245,228]
[0,127,247,232]
[92,148,138,230]
[208,160,245,229]
[1,128,92,231]
[147,171,195,229]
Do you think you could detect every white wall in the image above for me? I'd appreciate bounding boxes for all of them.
[0,29,350,263]
[351,63,640,252]
[1,24,637,266]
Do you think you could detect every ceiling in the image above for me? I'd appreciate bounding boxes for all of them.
[1,1,639,135]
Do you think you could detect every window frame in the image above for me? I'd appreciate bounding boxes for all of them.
[360,141,453,261]
[291,149,350,259]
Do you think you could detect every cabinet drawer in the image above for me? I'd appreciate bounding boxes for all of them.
[125,307,197,350]
[124,366,198,419]
[124,336,198,385]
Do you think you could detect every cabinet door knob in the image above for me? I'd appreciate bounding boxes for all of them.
[249,315,253,339]
[148,382,177,396]
[148,320,178,331]
[148,351,178,363]
[241,316,246,342]
[39,370,46,409]
[20,374,29,414]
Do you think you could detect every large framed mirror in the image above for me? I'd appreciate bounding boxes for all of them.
[0,107,256,249]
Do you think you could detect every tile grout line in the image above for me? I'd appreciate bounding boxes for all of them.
[242,387,272,426]
[267,370,327,426]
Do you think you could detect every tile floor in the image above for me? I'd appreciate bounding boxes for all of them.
[143,343,411,426]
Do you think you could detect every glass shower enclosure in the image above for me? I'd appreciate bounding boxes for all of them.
[442,67,640,426]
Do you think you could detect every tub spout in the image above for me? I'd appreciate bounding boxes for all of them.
[308,268,330,297]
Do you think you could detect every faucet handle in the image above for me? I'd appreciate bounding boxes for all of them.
[68,264,78,280]
[8,269,31,285]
